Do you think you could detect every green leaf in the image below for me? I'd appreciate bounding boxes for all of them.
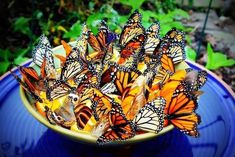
[14,56,29,65]
[185,46,197,61]
[13,17,31,36]
[0,49,11,61]
[14,48,30,57]
[120,0,145,11]
[169,9,189,20]
[63,21,82,40]
[0,62,10,74]
[206,43,235,70]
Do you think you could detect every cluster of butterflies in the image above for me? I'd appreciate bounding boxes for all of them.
[11,10,207,145]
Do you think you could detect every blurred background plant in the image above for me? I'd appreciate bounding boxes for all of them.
[0,0,234,90]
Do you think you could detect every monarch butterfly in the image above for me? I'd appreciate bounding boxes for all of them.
[164,83,201,137]
[46,80,75,101]
[114,69,141,98]
[121,74,151,120]
[32,35,58,79]
[91,88,113,120]
[18,66,40,91]
[149,67,187,91]
[74,104,93,129]
[119,10,145,47]
[55,25,89,66]
[147,68,187,103]
[88,21,117,62]
[97,102,135,144]
[100,66,117,86]
[60,48,84,81]
[74,88,94,129]
[75,58,103,87]
[32,34,52,67]
[118,10,145,68]
[75,24,89,57]
[133,97,166,133]
[161,42,186,65]
[163,28,185,44]
[54,40,72,65]
[144,22,160,55]
[10,70,43,103]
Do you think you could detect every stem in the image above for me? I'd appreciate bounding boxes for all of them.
[196,0,213,58]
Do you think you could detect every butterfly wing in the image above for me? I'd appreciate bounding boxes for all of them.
[76,24,89,57]
[61,40,72,57]
[10,70,42,103]
[165,85,201,137]
[19,66,40,92]
[184,70,207,91]
[133,97,166,133]
[161,42,185,65]
[60,48,84,81]
[91,88,113,120]
[97,103,135,144]
[144,22,160,55]
[73,88,94,129]
[32,34,52,67]
[114,69,141,97]
[119,11,144,46]
[163,28,185,44]
[46,80,73,100]
[118,11,145,68]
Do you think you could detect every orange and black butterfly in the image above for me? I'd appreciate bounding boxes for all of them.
[12,58,49,95]
[114,69,141,98]
[164,83,201,137]
[118,10,145,68]
[91,88,113,121]
[88,21,117,63]
[97,102,135,144]
[99,65,117,86]
[10,69,43,103]
[74,88,94,129]
[160,42,185,65]
[149,67,187,92]
[55,25,89,66]
[19,66,40,91]
[163,28,185,44]
[74,104,93,129]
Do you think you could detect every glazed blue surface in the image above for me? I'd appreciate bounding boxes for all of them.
[0,62,234,157]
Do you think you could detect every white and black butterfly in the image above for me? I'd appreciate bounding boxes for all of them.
[133,97,166,133]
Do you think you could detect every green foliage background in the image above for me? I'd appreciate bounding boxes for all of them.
[0,0,234,75]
